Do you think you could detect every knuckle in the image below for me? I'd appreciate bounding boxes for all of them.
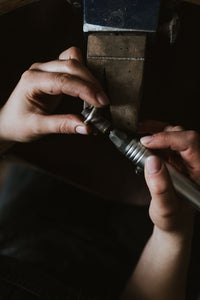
[152,205,178,221]
[20,70,33,82]
[154,132,164,138]
[57,119,73,134]
[173,125,184,131]
[64,59,79,69]
[164,125,184,132]
[186,130,200,144]
[59,46,82,61]
[154,132,168,142]
[70,46,81,56]
[29,62,40,70]
[151,179,168,195]
[164,125,174,132]
[55,73,68,87]
[59,48,72,60]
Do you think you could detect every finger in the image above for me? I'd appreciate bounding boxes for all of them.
[140,130,200,153]
[164,125,184,132]
[145,156,180,226]
[20,69,109,107]
[138,120,169,135]
[141,131,200,182]
[59,47,84,64]
[34,114,91,135]
[30,59,102,90]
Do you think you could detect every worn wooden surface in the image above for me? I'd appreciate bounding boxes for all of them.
[87,33,146,133]
[0,0,39,15]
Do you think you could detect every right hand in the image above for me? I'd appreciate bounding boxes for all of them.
[139,124,200,235]
[0,47,109,143]
[122,125,199,300]
[141,126,200,185]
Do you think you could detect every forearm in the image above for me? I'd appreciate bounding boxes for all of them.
[122,226,193,300]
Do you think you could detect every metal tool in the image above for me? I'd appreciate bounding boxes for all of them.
[82,106,200,210]
[83,0,161,33]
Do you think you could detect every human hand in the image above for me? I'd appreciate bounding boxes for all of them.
[140,123,200,234]
[121,124,198,300]
[0,47,109,143]
[141,123,200,185]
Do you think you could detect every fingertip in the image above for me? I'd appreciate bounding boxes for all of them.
[96,91,110,106]
[145,156,174,199]
[146,156,162,175]
[164,125,184,132]
[140,135,154,146]
[75,124,91,135]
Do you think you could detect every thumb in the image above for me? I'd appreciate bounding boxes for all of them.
[145,156,180,230]
[36,114,90,135]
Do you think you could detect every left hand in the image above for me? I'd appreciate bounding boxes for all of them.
[0,47,109,143]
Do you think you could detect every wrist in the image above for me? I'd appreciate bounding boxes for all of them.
[152,224,194,249]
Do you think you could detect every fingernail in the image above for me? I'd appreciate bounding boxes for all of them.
[75,126,88,135]
[140,135,153,145]
[96,91,109,106]
[146,156,162,174]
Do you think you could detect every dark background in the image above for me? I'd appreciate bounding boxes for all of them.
[0,1,200,299]
[0,0,200,130]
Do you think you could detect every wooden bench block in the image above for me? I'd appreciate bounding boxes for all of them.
[87,33,146,132]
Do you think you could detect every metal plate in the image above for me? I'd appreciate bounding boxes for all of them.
[84,0,161,32]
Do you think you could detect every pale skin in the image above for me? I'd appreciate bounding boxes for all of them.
[0,47,109,145]
[0,47,200,299]
[122,125,200,300]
